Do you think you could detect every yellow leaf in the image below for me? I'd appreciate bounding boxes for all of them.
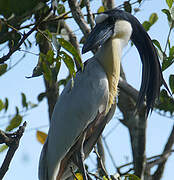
[103,176,112,180]
[97,6,105,13]
[103,176,108,180]
[36,131,47,144]
[74,173,83,180]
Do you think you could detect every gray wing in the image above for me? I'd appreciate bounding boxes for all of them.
[38,58,109,180]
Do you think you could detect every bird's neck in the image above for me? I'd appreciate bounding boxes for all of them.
[95,38,122,113]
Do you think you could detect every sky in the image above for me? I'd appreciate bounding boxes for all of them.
[0,0,174,180]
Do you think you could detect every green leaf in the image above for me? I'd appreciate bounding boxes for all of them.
[0,64,7,76]
[166,0,173,8]
[16,106,19,115]
[169,74,174,93]
[124,1,132,13]
[26,59,43,79]
[171,6,174,20]
[142,21,151,31]
[0,145,8,153]
[55,60,61,75]
[169,46,174,57]
[38,92,46,102]
[59,51,76,77]
[124,174,141,180]
[162,9,172,22]
[142,13,158,31]
[58,79,68,87]
[0,99,4,111]
[44,29,52,40]
[152,39,163,52]
[58,38,83,70]
[46,50,54,65]
[149,13,158,25]
[162,57,174,71]
[57,4,65,15]
[0,0,41,17]
[156,89,174,115]
[42,62,52,82]
[6,115,23,132]
[21,93,28,109]
[4,98,8,112]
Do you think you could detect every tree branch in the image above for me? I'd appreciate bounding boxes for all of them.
[0,10,70,64]
[152,125,174,180]
[68,0,90,38]
[118,65,147,179]
[0,18,43,64]
[118,77,139,103]
[0,122,27,179]
[97,137,106,177]
[85,0,95,29]
[116,150,174,176]
[102,0,115,9]
[94,147,109,179]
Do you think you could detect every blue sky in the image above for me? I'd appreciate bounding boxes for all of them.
[0,0,174,179]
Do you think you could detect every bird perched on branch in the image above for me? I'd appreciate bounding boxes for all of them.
[39,8,169,180]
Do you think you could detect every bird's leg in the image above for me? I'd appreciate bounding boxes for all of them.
[77,131,88,180]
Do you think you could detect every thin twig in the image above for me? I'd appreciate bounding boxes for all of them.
[164,21,173,53]
[102,136,118,171]
[0,122,27,179]
[85,0,95,29]
[93,146,109,179]
[68,0,90,38]
[18,49,39,56]
[87,172,103,180]
[37,28,52,43]
[152,125,174,179]
[0,19,41,64]
[104,121,120,138]
[117,0,143,9]
[70,166,79,180]
[116,149,174,170]
[2,20,23,36]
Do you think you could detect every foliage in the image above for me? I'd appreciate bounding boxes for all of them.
[0,0,174,179]
[155,89,174,115]
[0,64,7,76]
[142,13,158,31]
[73,173,141,180]
[124,174,141,180]
[0,94,37,152]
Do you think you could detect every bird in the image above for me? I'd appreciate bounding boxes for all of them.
[38,8,169,180]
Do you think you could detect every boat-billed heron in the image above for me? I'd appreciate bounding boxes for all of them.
[39,8,169,180]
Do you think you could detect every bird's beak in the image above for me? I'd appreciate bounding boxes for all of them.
[82,21,114,54]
